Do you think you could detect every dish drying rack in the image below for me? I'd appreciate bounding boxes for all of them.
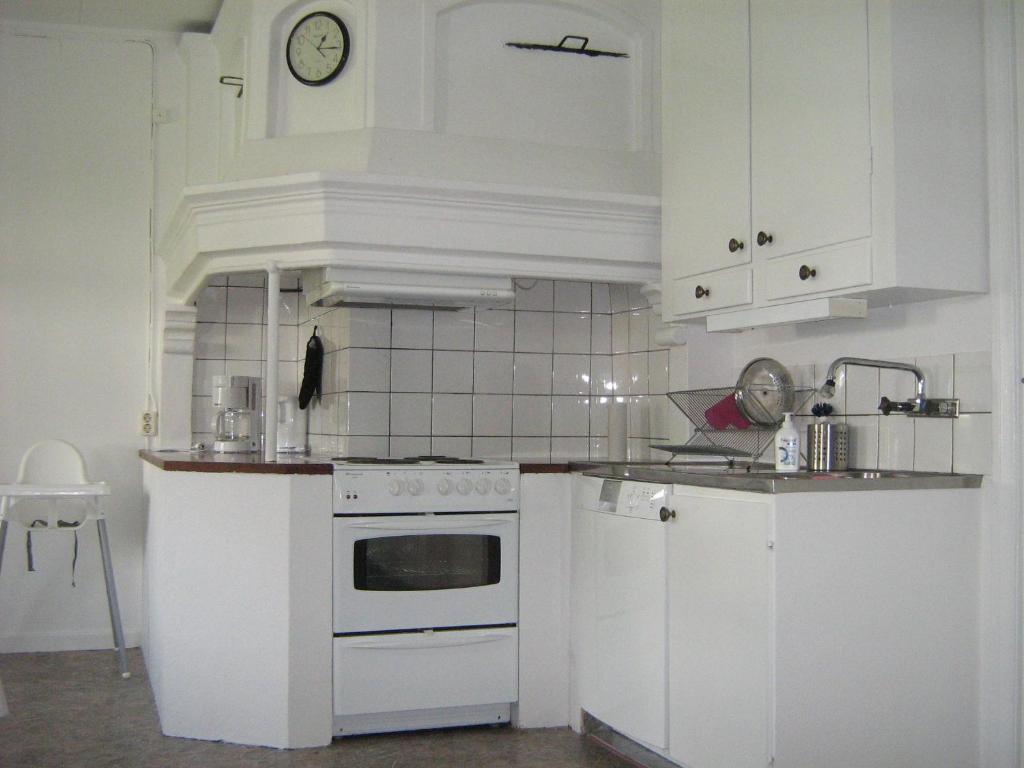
[659,386,815,463]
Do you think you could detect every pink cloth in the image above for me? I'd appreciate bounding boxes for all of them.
[704,393,750,430]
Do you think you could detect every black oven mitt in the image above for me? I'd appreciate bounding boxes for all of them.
[298,327,324,409]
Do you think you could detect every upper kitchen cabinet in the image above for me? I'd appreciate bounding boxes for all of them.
[661,0,988,328]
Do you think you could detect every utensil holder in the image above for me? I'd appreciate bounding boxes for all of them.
[807,422,849,471]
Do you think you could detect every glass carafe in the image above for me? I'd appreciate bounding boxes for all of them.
[215,408,251,442]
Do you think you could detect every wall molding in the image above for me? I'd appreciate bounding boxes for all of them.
[162,306,198,356]
[158,171,661,304]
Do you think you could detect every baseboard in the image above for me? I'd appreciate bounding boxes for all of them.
[0,629,140,654]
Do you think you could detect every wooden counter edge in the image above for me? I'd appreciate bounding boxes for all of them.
[139,450,333,475]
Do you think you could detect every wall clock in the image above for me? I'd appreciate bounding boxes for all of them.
[286,11,350,86]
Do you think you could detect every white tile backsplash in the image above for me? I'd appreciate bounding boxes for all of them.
[390,393,432,436]
[913,418,953,472]
[433,309,475,350]
[473,394,513,437]
[953,413,992,474]
[513,396,552,436]
[431,393,472,436]
[226,287,265,324]
[391,349,433,393]
[513,353,553,395]
[515,280,553,311]
[553,313,591,354]
[474,310,515,351]
[193,279,994,474]
[392,309,433,349]
[474,352,514,394]
[432,350,474,393]
[954,350,992,412]
[552,355,590,396]
[515,312,554,353]
[554,281,592,313]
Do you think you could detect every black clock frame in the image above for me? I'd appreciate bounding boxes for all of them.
[286,11,350,87]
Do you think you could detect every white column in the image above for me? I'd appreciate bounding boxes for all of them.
[264,264,280,461]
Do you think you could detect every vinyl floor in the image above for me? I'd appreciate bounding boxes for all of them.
[0,649,631,768]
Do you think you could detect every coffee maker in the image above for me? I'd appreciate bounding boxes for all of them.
[211,375,262,453]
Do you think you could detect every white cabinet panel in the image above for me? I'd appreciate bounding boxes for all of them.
[750,0,872,260]
[674,269,753,316]
[662,0,750,283]
[667,491,772,768]
[763,241,871,301]
[333,628,517,716]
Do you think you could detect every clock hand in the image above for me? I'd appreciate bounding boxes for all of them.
[318,46,340,50]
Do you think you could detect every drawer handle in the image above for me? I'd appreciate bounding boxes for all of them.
[757,231,774,246]
[694,285,711,299]
[728,238,744,253]
[659,506,676,522]
[799,265,817,281]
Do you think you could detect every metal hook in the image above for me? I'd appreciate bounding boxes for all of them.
[218,75,244,98]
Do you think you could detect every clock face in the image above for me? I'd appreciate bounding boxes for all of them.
[286,11,350,86]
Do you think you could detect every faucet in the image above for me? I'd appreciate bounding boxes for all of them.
[820,357,926,415]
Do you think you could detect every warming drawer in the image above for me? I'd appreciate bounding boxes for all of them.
[333,627,518,734]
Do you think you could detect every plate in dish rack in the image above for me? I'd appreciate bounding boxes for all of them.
[734,357,795,426]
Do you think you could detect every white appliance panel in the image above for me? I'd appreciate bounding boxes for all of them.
[576,477,669,750]
[333,512,519,633]
[334,467,518,515]
[333,627,518,718]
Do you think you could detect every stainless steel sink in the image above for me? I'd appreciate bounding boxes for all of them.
[749,469,919,480]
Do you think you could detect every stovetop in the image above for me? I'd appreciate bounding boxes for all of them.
[332,455,486,465]
[313,454,519,472]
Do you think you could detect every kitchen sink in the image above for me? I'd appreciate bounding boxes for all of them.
[747,469,919,480]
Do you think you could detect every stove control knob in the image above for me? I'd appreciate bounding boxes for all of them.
[475,478,492,495]
[456,479,473,495]
[494,478,512,495]
[437,478,454,495]
[407,478,424,496]
[388,478,404,496]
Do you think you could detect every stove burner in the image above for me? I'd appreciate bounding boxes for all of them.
[332,456,420,465]
[408,455,485,465]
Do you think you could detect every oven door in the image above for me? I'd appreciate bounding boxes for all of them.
[333,513,519,633]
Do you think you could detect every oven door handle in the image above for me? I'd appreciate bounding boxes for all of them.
[344,633,512,651]
[345,518,513,532]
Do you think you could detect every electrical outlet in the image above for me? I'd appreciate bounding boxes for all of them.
[141,410,158,437]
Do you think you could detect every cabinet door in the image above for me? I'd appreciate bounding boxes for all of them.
[661,0,750,291]
[750,0,871,260]
[667,491,772,768]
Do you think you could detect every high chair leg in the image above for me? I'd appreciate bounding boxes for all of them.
[0,519,7,579]
[96,519,130,678]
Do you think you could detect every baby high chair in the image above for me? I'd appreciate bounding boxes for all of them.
[0,440,129,678]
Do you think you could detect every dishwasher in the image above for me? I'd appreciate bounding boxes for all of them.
[572,474,671,751]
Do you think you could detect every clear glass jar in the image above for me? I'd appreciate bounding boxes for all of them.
[215,408,251,441]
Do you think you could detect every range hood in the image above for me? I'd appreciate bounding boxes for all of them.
[302,267,515,310]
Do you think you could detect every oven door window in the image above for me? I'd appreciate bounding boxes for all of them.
[354,534,501,591]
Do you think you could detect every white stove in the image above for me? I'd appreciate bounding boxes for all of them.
[326,455,520,737]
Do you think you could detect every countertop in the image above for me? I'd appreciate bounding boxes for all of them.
[139,450,332,474]
[139,451,599,475]
[581,463,984,493]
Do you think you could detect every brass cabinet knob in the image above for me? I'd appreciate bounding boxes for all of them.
[659,506,676,522]
[799,265,817,281]
[728,238,744,253]
[757,231,774,246]
[695,285,711,299]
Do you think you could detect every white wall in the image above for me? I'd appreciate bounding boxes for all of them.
[0,23,184,652]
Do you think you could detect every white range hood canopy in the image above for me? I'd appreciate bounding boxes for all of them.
[303,267,515,310]
[158,172,660,306]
